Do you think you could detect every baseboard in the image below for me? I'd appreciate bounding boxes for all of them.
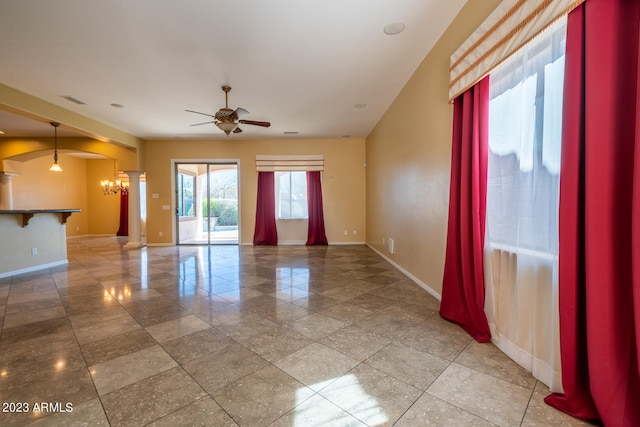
[0,260,69,279]
[67,234,124,239]
[277,240,307,245]
[239,241,366,246]
[366,243,442,301]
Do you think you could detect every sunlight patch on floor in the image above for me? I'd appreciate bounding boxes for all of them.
[294,375,389,426]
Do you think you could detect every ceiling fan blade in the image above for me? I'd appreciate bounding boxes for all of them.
[233,127,243,134]
[190,120,216,127]
[230,108,249,120]
[185,109,216,118]
[238,119,271,128]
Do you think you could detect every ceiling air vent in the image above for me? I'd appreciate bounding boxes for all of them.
[60,95,86,105]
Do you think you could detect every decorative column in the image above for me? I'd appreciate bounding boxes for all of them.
[124,171,144,249]
[0,172,18,210]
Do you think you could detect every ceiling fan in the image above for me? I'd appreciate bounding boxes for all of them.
[186,85,271,135]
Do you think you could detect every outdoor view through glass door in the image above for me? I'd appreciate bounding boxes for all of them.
[176,162,239,244]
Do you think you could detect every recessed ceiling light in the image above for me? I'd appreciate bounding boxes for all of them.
[0,130,4,135]
[384,22,405,35]
[110,103,124,108]
[354,104,366,108]
[342,135,351,138]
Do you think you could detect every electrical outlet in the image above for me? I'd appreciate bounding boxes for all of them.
[344,230,347,236]
[353,230,357,235]
[388,238,395,254]
[31,248,37,256]
[159,231,163,237]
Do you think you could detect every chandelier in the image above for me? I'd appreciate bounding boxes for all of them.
[100,161,129,195]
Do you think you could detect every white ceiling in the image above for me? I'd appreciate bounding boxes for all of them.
[0,0,466,140]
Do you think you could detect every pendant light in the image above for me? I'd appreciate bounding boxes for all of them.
[49,122,63,172]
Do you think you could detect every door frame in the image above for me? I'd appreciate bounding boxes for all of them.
[171,158,241,245]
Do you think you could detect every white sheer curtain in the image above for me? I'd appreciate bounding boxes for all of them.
[484,17,566,392]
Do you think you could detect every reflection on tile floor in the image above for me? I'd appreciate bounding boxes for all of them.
[0,236,593,426]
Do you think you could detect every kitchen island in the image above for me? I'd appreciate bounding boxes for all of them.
[0,209,80,278]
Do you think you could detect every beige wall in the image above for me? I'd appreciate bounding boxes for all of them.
[365,0,501,296]
[144,138,366,245]
[0,136,138,170]
[86,159,122,235]
[1,137,138,236]
[2,135,364,245]
[0,213,68,277]
[8,153,88,236]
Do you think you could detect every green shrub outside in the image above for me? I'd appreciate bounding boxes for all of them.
[201,198,238,226]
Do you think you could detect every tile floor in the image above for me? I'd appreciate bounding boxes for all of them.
[0,236,594,426]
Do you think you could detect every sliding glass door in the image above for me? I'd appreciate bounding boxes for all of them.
[176,162,239,245]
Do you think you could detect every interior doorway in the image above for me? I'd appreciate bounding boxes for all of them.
[176,162,239,245]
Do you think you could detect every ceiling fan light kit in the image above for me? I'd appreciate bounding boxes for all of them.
[186,85,271,136]
[216,121,237,134]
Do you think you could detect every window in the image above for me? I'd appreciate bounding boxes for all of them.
[275,171,308,219]
[484,18,567,391]
[486,18,566,255]
[177,172,195,217]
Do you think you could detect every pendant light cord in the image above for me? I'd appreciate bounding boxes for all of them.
[52,122,59,162]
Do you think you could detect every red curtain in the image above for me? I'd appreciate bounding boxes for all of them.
[545,1,640,425]
[439,76,491,343]
[306,171,328,245]
[253,171,278,245]
[116,192,128,236]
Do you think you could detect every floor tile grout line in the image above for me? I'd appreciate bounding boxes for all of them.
[47,264,112,426]
[0,237,567,426]
[72,253,210,425]
[520,379,541,426]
